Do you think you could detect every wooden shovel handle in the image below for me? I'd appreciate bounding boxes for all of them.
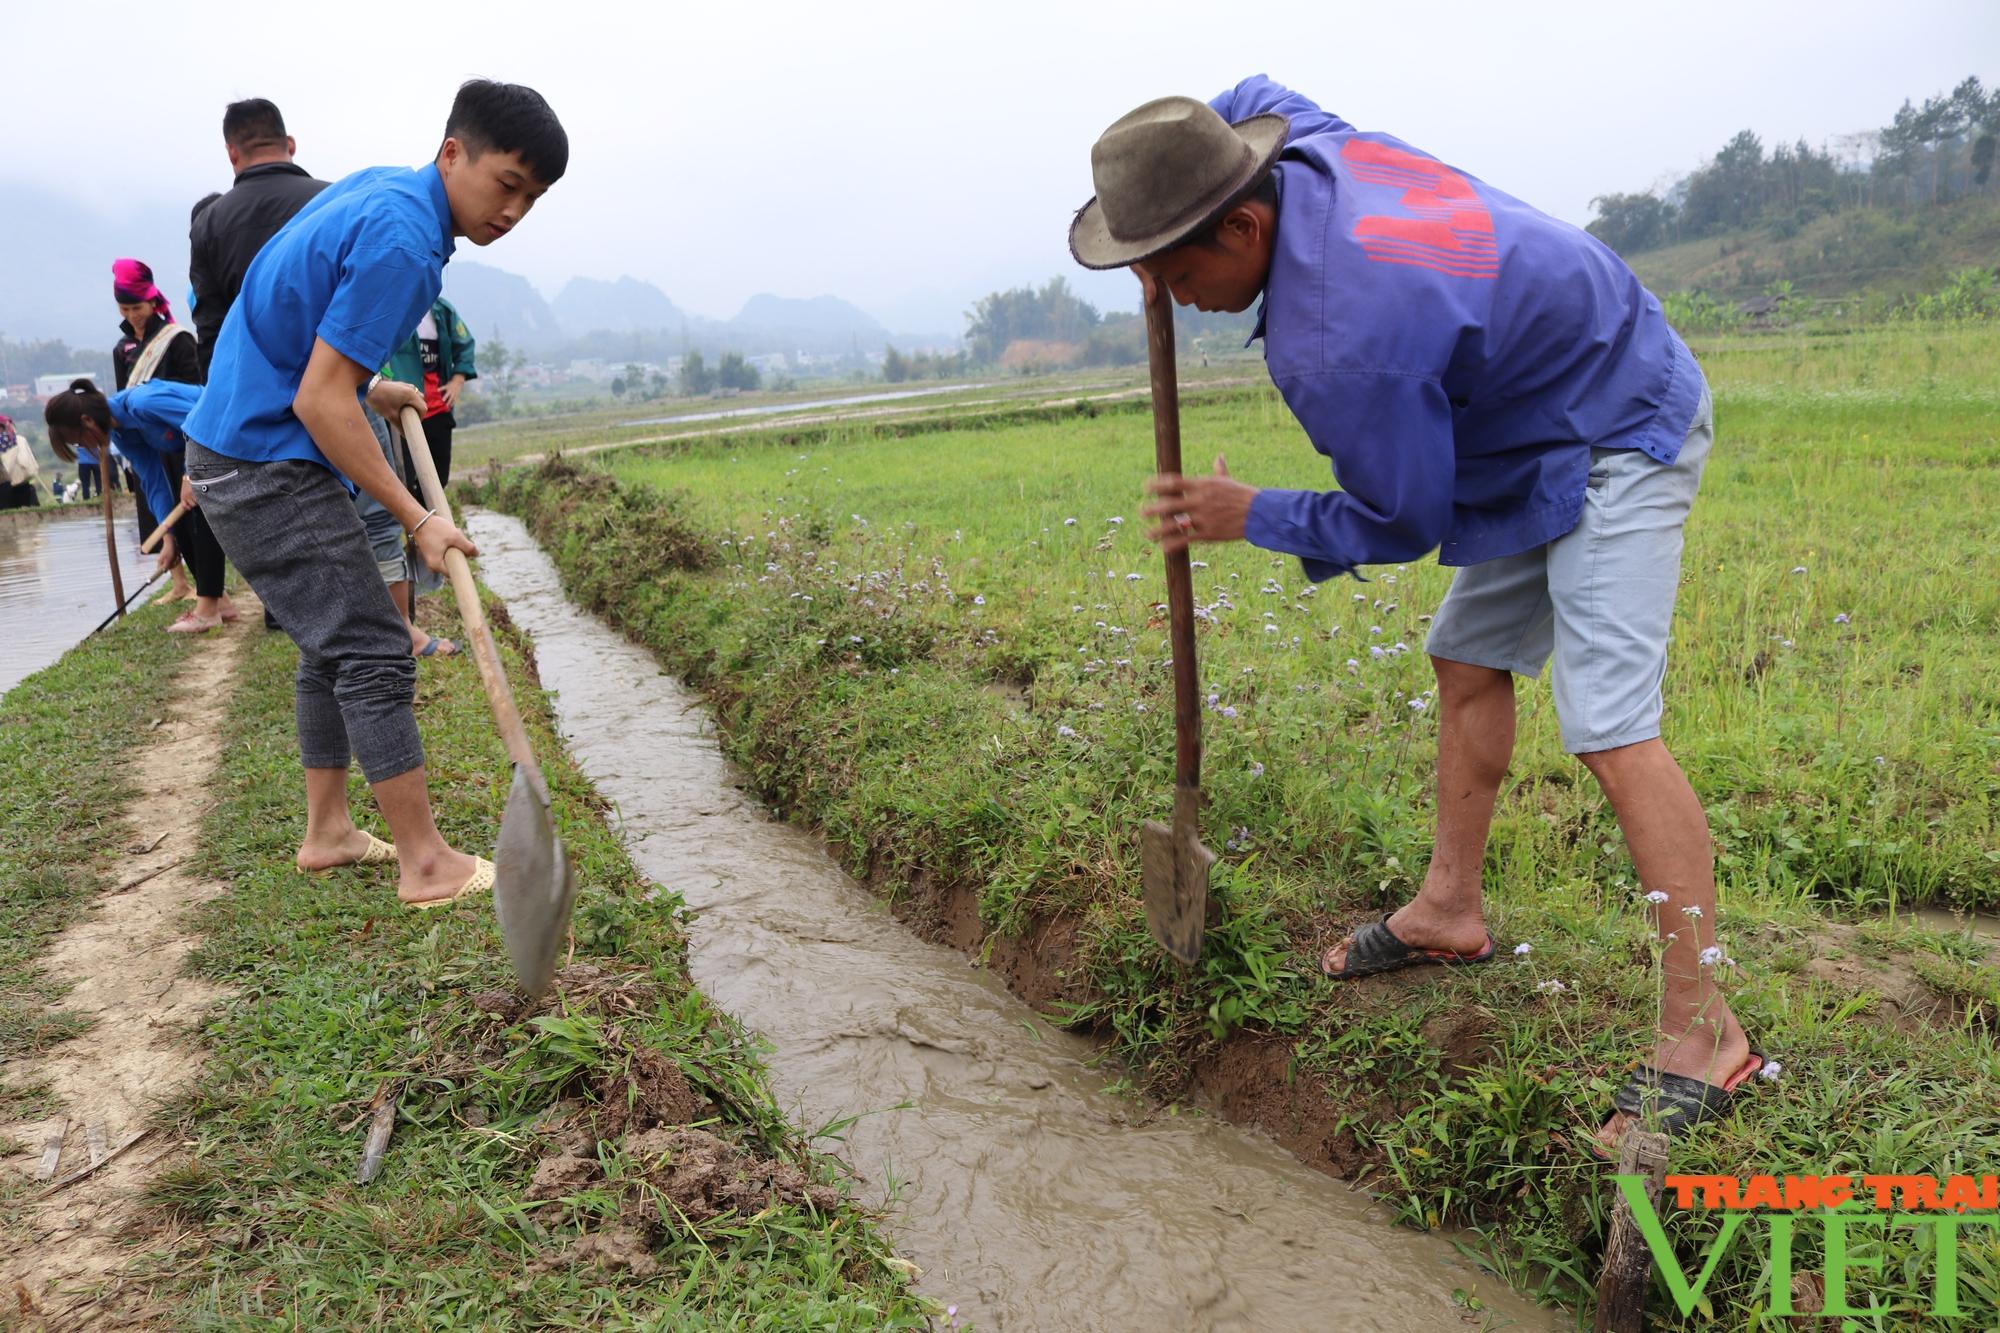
[399,406,535,769]
[140,501,188,554]
[1142,282,1201,790]
[99,455,125,616]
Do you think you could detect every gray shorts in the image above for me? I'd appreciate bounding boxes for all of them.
[1425,385,1714,754]
[353,407,409,585]
[185,439,424,783]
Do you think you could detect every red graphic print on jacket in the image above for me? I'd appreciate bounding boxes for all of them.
[1341,140,1499,279]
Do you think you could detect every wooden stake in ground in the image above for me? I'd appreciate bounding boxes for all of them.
[1594,1129,1670,1332]
[98,455,125,618]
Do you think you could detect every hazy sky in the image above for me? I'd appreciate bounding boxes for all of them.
[3,0,1994,333]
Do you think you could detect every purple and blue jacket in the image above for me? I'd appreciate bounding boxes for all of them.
[1217,76,1705,581]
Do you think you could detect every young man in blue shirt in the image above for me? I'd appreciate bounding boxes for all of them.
[1074,76,1758,1153]
[183,81,566,909]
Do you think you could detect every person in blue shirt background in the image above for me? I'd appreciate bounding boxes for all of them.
[1074,76,1754,1155]
[182,79,566,910]
[42,377,240,631]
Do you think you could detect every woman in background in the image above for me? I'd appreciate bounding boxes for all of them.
[111,258,204,602]
[44,378,238,632]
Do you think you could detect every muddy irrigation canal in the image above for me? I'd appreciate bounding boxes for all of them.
[0,508,158,698]
[468,511,1562,1332]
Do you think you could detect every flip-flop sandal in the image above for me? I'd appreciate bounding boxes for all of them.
[166,614,219,634]
[1595,1050,1769,1155]
[405,857,495,911]
[300,831,398,876]
[1320,912,1498,980]
[416,636,458,658]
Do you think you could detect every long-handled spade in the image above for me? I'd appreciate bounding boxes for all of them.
[400,406,578,997]
[1137,282,1216,967]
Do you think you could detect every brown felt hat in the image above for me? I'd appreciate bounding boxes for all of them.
[1069,97,1289,270]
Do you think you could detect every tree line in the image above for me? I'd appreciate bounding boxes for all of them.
[959,276,1256,371]
[1589,75,1998,254]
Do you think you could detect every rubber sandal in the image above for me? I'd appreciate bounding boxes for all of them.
[1321,912,1497,981]
[416,636,458,658]
[405,856,495,911]
[300,831,397,876]
[1594,1050,1769,1155]
[166,614,219,634]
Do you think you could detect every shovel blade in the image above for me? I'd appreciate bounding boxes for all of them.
[1140,810,1215,967]
[493,762,579,998]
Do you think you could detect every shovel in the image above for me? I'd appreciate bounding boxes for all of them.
[1137,282,1216,967]
[400,406,578,997]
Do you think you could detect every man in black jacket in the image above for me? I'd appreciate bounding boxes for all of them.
[190,98,328,630]
[189,99,327,378]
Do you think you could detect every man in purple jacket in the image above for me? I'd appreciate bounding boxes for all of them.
[1072,76,1759,1153]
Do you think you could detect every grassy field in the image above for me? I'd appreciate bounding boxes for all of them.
[479,320,2000,1326]
[451,360,1266,475]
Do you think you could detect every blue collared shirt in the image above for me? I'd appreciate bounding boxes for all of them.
[1212,77,1704,580]
[107,380,202,522]
[184,164,456,470]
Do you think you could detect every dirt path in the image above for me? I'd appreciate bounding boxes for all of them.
[0,610,253,1328]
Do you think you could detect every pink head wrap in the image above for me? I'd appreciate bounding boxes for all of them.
[112,258,172,323]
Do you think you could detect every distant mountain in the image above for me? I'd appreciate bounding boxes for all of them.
[553,276,688,337]
[0,181,197,349]
[441,262,564,352]
[728,293,889,356]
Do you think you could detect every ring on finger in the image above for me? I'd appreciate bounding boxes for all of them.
[1174,512,1193,533]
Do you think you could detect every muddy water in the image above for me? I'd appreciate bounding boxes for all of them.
[1913,907,2000,948]
[0,508,158,698]
[469,511,1563,1333]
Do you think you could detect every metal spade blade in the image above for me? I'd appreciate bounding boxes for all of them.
[493,761,578,998]
[1141,785,1215,966]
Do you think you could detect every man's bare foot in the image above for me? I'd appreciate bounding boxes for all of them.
[1593,1008,1753,1155]
[397,846,483,906]
[1321,895,1490,973]
[295,825,378,873]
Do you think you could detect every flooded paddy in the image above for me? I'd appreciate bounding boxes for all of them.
[0,507,158,698]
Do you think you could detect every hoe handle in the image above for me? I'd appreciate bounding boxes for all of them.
[400,406,535,770]
[1143,282,1201,791]
[140,501,189,554]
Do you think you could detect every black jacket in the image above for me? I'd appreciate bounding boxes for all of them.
[189,160,328,376]
[113,312,203,390]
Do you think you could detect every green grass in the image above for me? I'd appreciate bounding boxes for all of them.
[476,319,2000,1327]
[121,604,928,1328]
[0,596,194,1122]
[452,360,1263,475]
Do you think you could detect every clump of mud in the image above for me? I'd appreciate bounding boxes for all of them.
[458,964,841,1274]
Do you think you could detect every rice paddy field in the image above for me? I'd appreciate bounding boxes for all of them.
[479,320,2000,1325]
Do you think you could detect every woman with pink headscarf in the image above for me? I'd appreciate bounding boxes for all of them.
[112,258,201,390]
